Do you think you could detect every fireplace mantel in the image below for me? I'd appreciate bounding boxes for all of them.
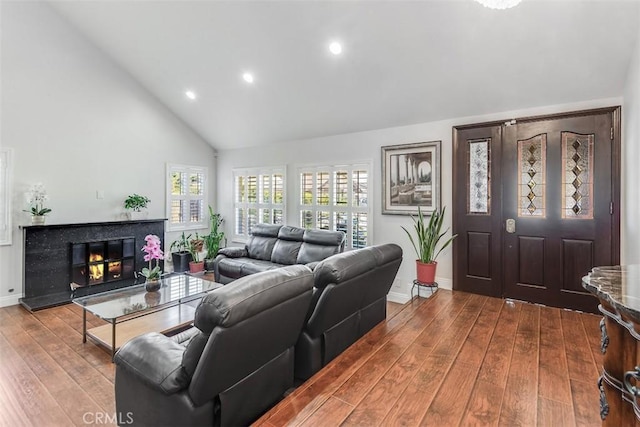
[20,218,166,230]
[20,219,166,311]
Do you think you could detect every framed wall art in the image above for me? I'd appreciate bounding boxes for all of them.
[381,140,441,215]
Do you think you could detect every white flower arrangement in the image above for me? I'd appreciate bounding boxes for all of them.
[24,183,52,216]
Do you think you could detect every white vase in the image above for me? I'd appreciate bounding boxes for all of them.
[31,215,45,226]
[126,211,149,221]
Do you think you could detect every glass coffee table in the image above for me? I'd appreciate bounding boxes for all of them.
[73,273,222,359]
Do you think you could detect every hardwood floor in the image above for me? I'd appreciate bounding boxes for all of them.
[0,290,602,426]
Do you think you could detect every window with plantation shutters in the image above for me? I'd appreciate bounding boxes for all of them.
[233,167,285,240]
[166,164,207,231]
[298,163,371,249]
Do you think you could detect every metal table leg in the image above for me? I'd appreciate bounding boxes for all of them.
[111,320,116,361]
[82,308,87,343]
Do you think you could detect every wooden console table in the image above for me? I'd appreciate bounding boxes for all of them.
[583,265,640,425]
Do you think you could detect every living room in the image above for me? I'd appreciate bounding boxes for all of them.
[1,0,640,425]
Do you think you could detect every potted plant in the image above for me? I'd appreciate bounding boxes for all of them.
[203,207,225,271]
[170,232,192,273]
[124,194,150,220]
[24,183,52,225]
[140,234,164,291]
[188,234,205,273]
[402,205,457,284]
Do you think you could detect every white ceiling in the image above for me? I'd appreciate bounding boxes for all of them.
[49,0,640,150]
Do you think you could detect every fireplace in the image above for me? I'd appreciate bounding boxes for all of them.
[71,238,136,288]
[20,219,165,311]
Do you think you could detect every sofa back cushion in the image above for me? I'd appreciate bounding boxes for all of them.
[246,224,281,261]
[271,226,305,265]
[297,229,346,264]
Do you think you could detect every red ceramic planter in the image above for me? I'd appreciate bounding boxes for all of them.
[416,260,437,284]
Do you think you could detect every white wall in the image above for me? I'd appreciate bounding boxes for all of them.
[0,2,216,305]
[217,97,622,302]
[623,11,640,265]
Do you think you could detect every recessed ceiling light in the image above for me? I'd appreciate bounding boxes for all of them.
[185,90,197,100]
[242,72,254,84]
[329,42,342,55]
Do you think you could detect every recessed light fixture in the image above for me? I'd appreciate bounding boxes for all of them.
[475,0,522,9]
[185,90,197,100]
[242,72,254,84]
[329,41,342,55]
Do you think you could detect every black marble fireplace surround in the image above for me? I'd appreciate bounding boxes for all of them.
[20,219,165,311]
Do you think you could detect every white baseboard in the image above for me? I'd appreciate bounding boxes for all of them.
[387,291,410,304]
[0,293,22,308]
[387,275,453,305]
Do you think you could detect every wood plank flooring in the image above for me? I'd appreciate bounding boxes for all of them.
[0,290,602,426]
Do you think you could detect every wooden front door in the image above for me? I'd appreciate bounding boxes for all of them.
[453,107,620,313]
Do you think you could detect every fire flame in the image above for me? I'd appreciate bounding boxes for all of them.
[109,261,122,280]
[89,253,104,282]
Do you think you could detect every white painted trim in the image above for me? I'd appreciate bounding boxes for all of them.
[0,293,22,308]
[0,148,13,246]
[436,276,452,290]
[387,291,410,304]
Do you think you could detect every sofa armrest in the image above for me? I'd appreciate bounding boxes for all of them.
[217,247,248,258]
[114,332,189,395]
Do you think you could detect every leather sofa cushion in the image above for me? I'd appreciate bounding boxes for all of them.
[367,244,403,265]
[278,226,305,241]
[271,240,302,265]
[314,249,377,289]
[303,229,345,246]
[246,236,278,261]
[250,224,282,238]
[194,265,314,331]
[240,259,285,275]
[297,229,346,264]
[297,242,340,265]
[246,224,282,261]
[115,333,189,394]
[217,247,248,258]
[217,257,247,279]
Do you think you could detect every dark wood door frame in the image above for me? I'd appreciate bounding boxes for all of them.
[452,106,621,306]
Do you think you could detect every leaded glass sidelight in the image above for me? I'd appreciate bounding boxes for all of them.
[467,139,491,214]
[561,132,594,219]
[518,134,547,217]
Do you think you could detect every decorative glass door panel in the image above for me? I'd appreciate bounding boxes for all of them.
[561,132,594,219]
[517,134,546,217]
[467,138,491,215]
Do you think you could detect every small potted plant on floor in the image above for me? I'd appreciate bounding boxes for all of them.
[124,194,150,220]
[24,183,52,225]
[402,205,457,284]
[188,234,205,274]
[203,207,225,272]
[170,231,192,273]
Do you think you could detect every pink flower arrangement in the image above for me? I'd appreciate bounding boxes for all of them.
[141,234,164,281]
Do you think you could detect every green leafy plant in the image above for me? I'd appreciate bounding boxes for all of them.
[170,232,191,253]
[188,233,203,263]
[204,207,225,260]
[401,206,457,263]
[124,194,151,212]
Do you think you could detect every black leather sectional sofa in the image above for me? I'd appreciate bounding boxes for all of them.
[114,241,402,426]
[213,224,346,284]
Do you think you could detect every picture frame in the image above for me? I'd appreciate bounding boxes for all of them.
[381,140,441,215]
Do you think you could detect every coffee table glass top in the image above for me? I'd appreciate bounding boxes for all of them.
[72,274,222,321]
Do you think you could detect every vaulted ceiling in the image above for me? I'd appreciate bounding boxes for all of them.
[49,0,640,150]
